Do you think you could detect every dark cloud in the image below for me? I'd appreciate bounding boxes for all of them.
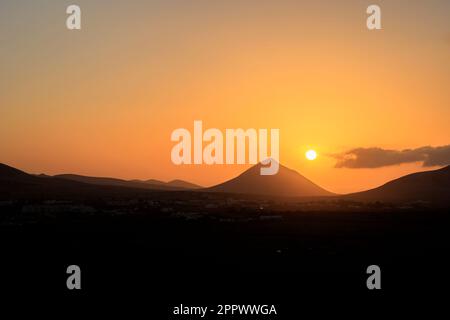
[333,145,450,169]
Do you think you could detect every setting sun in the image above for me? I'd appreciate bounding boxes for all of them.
[306,150,317,161]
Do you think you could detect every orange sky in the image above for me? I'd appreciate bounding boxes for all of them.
[1,1,449,193]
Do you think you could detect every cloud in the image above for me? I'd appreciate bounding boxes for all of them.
[333,145,450,169]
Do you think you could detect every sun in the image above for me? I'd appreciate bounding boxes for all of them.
[306,149,317,161]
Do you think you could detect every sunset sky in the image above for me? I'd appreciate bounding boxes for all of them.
[1,0,449,193]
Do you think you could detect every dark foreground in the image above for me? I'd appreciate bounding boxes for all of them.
[0,197,449,316]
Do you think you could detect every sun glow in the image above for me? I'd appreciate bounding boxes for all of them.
[306,150,317,161]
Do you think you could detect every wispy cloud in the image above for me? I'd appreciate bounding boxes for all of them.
[333,145,450,169]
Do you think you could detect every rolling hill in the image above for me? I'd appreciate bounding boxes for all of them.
[206,161,333,197]
[54,174,200,191]
[2,162,449,206]
[0,163,199,199]
[344,165,450,205]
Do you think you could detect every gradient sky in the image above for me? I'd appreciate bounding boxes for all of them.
[1,0,449,193]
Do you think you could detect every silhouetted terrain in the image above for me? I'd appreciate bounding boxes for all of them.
[345,165,450,206]
[165,179,202,189]
[0,163,205,201]
[206,162,334,197]
[2,162,450,207]
[55,174,200,191]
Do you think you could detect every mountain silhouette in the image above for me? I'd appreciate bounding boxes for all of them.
[139,178,201,189]
[206,161,333,197]
[2,162,449,205]
[0,163,200,199]
[0,163,107,199]
[54,174,199,191]
[54,174,179,190]
[0,163,33,181]
[344,165,450,205]
[166,179,201,189]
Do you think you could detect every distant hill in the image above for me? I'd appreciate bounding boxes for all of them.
[344,165,450,205]
[0,163,34,181]
[0,163,107,199]
[3,162,449,206]
[166,179,202,189]
[55,174,201,191]
[0,163,201,200]
[141,178,201,189]
[55,174,174,191]
[206,161,333,197]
